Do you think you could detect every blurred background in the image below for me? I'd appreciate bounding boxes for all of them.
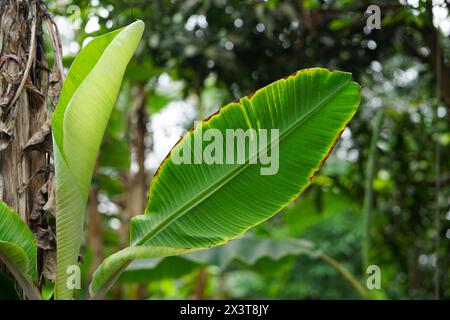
[2,0,448,299]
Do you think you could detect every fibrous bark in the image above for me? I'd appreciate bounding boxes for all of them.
[0,0,63,287]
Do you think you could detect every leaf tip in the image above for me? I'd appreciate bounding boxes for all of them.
[129,20,145,34]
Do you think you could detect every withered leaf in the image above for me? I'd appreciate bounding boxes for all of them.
[42,250,56,282]
[26,77,45,109]
[48,65,62,109]
[35,226,56,250]
[0,53,21,67]
[0,120,12,151]
[23,119,52,155]
[43,171,55,217]
[29,182,46,221]
[0,175,3,200]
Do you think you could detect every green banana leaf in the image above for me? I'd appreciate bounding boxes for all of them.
[90,68,361,298]
[0,242,29,275]
[0,201,37,280]
[52,20,144,300]
[0,201,40,299]
[119,237,318,283]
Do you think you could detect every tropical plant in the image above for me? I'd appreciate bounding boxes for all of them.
[0,20,361,300]
[0,201,40,300]
[51,19,145,301]
[122,237,319,279]
[120,237,368,298]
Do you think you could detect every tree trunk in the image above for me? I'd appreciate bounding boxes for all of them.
[0,0,63,288]
[115,84,149,299]
[87,178,102,278]
[120,85,148,248]
[129,84,149,300]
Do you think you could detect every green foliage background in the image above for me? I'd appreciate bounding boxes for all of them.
[4,0,448,300]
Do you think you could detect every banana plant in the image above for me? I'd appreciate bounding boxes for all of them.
[0,201,40,299]
[51,21,145,299]
[120,237,368,298]
[120,237,318,282]
[0,20,144,300]
[89,68,361,299]
[0,20,361,299]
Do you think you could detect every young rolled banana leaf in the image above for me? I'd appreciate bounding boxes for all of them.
[52,20,144,300]
[90,67,361,298]
[0,201,40,299]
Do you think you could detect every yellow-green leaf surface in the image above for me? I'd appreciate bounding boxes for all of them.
[0,204,41,300]
[90,68,361,298]
[52,20,144,300]
[0,242,29,274]
[0,201,37,282]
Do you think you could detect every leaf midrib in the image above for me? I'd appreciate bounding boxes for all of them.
[136,79,351,246]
